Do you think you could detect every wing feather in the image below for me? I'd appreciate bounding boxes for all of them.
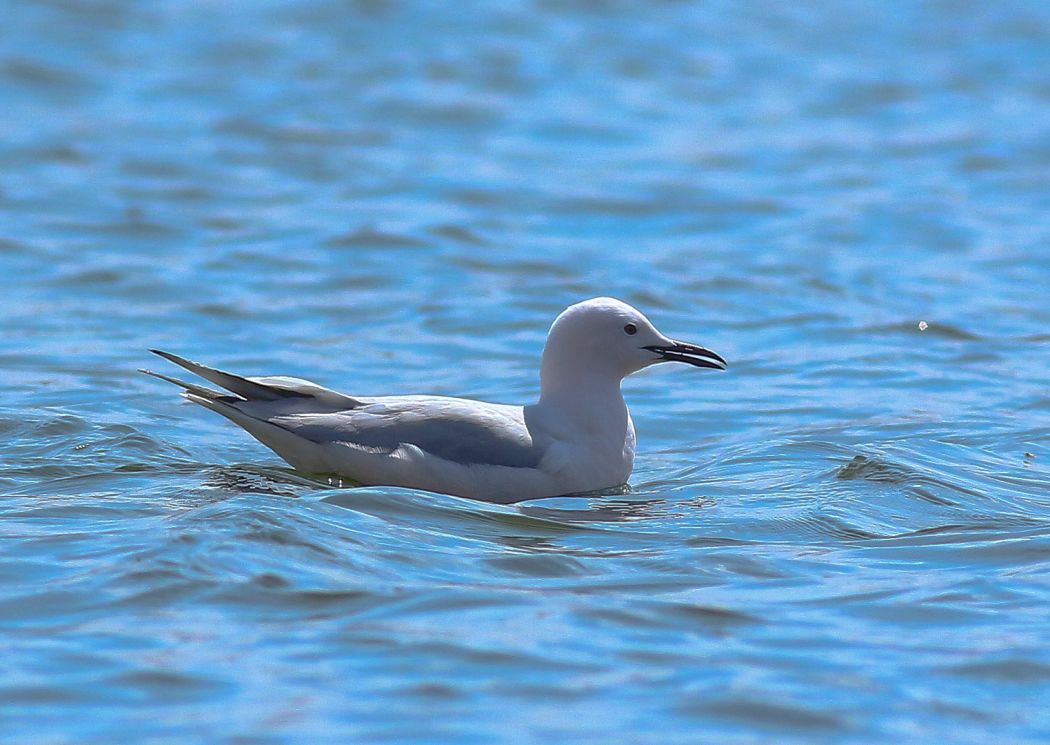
[270,398,544,469]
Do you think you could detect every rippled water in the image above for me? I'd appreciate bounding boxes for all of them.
[4,1,1050,741]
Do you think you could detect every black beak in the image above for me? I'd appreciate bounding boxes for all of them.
[643,341,727,370]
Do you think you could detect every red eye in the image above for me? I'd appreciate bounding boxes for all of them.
[624,323,637,335]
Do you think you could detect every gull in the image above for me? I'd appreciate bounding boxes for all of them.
[142,297,726,503]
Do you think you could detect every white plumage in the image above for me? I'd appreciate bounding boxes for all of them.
[143,297,725,502]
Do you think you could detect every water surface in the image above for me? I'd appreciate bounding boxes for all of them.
[2,1,1050,742]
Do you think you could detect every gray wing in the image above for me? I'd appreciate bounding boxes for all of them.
[271,397,545,469]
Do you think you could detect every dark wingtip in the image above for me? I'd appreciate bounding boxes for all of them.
[150,348,185,365]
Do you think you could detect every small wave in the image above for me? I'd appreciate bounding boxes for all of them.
[947,658,1050,683]
[680,697,848,733]
[850,321,984,341]
[428,224,489,246]
[325,226,429,249]
[2,57,88,90]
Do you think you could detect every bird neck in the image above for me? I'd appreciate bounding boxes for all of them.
[538,356,626,420]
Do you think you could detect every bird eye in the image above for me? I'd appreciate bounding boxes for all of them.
[623,323,637,335]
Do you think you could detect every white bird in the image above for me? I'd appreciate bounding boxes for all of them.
[142,297,726,503]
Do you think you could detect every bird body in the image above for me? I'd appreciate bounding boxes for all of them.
[143,297,725,502]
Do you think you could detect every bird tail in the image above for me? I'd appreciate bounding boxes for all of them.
[140,350,339,473]
[137,368,238,402]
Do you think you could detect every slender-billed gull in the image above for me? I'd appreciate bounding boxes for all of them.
[142,297,726,502]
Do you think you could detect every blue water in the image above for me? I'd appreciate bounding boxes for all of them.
[3,1,1050,741]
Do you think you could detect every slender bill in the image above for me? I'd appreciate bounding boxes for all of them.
[644,341,727,370]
